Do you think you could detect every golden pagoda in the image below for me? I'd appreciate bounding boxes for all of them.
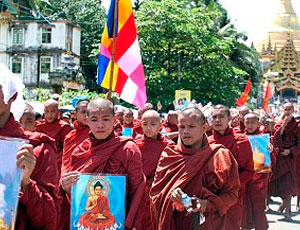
[256,0,300,99]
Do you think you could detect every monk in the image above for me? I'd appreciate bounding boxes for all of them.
[133,103,154,138]
[150,108,240,230]
[269,102,300,220]
[242,113,273,230]
[60,98,146,230]
[234,106,250,133]
[61,99,90,175]
[36,99,71,170]
[135,110,174,230]
[208,105,254,230]
[162,110,179,142]
[0,83,60,230]
[20,103,36,132]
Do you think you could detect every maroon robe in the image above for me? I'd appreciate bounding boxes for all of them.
[61,120,90,175]
[60,132,146,230]
[135,134,174,230]
[113,120,123,136]
[36,119,71,171]
[208,128,254,230]
[133,120,143,139]
[0,114,60,230]
[234,121,245,134]
[242,129,269,230]
[269,117,300,198]
[162,121,178,142]
[150,136,240,230]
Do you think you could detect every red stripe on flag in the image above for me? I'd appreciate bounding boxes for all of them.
[236,79,251,106]
[115,68,128,95]
[114,14,137,62]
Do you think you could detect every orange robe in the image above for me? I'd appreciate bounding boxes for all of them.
[59,132,146,230]
[150,136,240,230]
[61,120,89,174]
[208,128,254,230]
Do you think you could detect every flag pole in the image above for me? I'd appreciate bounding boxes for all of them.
[107,0,119,101]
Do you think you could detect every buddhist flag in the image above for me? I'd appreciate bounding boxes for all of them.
[263,83,272,112]
[236,79,251,106]
[97,0,147,109]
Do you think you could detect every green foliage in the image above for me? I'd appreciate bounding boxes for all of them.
[135,0,260,109]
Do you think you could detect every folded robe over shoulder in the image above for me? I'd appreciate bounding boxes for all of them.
[270,117,300,198]
[61,120,90,175]
[0,114,60,230]
[60,132,146,230]
[208,128,254,230]
[135,134,174,230]
[150,136,240,230]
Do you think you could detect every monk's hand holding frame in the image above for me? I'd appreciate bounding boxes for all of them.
[171,187,185,204]
[61,171,81,195]
[16,144,36,190]
[191,198,208,213]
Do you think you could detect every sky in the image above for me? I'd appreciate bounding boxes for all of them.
[219,0,300,45]
[101,0,300,46]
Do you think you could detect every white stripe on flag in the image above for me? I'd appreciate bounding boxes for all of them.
[120,77,138,103]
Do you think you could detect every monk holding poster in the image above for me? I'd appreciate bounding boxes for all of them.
[135,110,174,230]
[150,108,240,230]
[208,105,254,230]
[60,98,146,230]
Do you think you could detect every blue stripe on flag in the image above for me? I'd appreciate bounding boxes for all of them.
[97,54,110,85]
[107,0,118,38]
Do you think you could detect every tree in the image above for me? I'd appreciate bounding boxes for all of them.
[135,0,260,109]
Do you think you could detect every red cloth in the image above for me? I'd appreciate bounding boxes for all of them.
[113,120,123,136]
[36,119,71,171]
[162,121,178,142]
[0,115,60,230]
[208,128,254,230]
[150,136,240,230]
[236,79,251,106]
[242,129,269,230]
[135,134,174,230]
[234,121,245,134]
[133,122,143,139]
[60,132,146,230]
[61,120,89,175]
[269,118,300,198]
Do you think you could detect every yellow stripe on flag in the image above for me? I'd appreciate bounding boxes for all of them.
[101,61,119,90]
[118,0,132,30]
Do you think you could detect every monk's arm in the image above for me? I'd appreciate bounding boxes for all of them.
[61,124,72,142]
[289,126,300,157]
[236,138,254,188]
[19,144,60,229]
[202,150,240,215]
[124,142,146,230]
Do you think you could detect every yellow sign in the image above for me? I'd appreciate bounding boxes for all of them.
[175,90,191,102]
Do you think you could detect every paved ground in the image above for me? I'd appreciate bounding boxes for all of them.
[267,197,300,230]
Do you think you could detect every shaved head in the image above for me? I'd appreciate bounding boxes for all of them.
[76,100,89,112]
[142,110,160,122]
[244,112,259,121]
[283,102,294,117]
[283,102,293,109]
[179,108,205,125]
[238,105,249,114]
[44,99,59,109]
[87,98,114,116]
[20,103,36,131]
[213,104,230,117]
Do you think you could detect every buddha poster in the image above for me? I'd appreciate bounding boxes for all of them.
[71,174,126,230]
[247,134,271,173]
[0,137,25,230]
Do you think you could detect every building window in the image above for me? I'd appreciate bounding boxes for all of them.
[12,28,23,45]
[42,28,52,44]
[11,57,22,73]
[41,57,51,73]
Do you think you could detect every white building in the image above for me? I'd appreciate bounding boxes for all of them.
[0,16,81,91]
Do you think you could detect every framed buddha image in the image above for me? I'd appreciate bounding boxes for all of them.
[0,137,26,230]
[247,134,271,173]
[71,174,126,230]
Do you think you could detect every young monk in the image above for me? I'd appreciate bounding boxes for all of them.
[20,103,36,132]
[0,81,60,230]
[235,106,250,133]
[36,99,71,170]
[61,99,90,175]
[242,113,273,230]
[135,110,174,230]
[60,98,146,230]
[150,107,240,230]
[133,103,154,138]
[270,102,300,220]
[208,105,254,230]
[123,109,135,128]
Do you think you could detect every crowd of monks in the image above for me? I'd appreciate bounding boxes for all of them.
[1,84,300,230]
